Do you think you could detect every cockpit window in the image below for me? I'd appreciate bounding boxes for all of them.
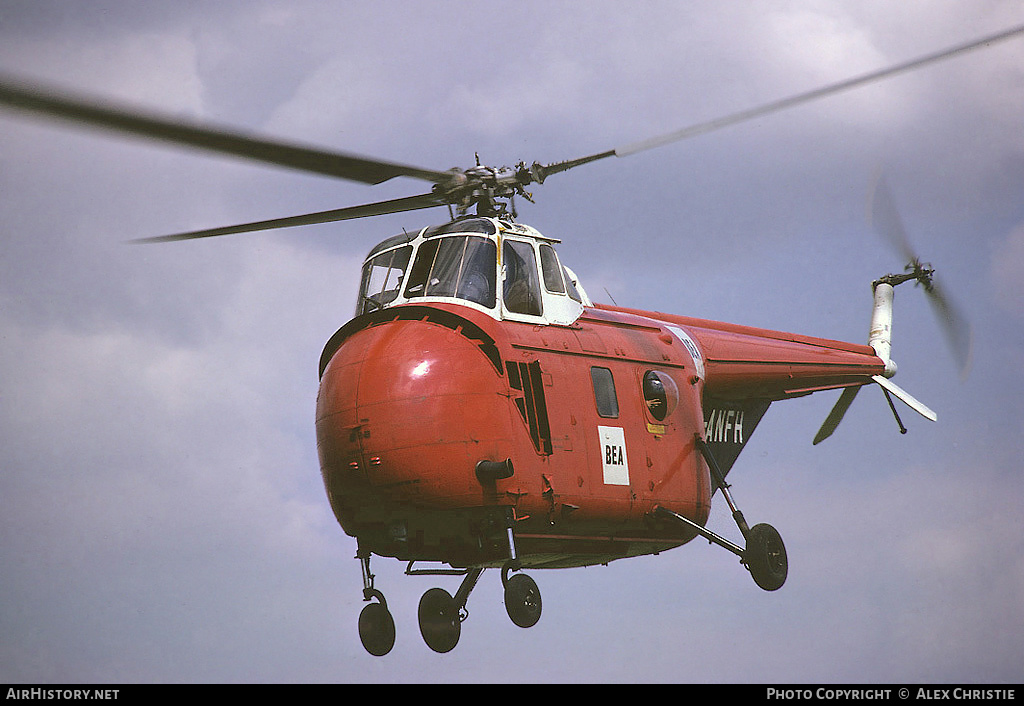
[404,235,496,308]
[503,240,543,316]
[539,244,566,294]
[358,245,412,315]
[563,266,583,303]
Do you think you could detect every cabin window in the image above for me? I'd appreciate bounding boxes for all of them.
[539,244,566,294]
[404,235,496,308]
[503,240,543,316]
[642,370,679,422]
[590,366,619,418]
[358,245,412,315]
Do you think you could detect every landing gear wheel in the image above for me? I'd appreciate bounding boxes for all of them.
[418,587,461,653]
[504,573,542,628]
[358,600,395,656]
[744,522,788,591]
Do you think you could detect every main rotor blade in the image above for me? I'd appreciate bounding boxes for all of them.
[537,24,1024,177]
[0,75,452,185]
[132,192,445,243]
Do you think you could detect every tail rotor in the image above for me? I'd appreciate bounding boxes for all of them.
[813,174,971,444]
[868,173,974,379]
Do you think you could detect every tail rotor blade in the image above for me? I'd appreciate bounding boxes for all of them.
[868,173,917,264]
[813,385,863,445]
[871,375,937,422]
[926,280,974,380]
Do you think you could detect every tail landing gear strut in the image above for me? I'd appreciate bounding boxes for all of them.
[654,435,788,591]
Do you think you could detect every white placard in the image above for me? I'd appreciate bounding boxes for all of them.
[598,426,630,485]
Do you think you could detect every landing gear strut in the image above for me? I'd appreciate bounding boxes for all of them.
[354,511,542,655]
[416,515,542,651]
[654,435,788,591]
[500,515,542,628]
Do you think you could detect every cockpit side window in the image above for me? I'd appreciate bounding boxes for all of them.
[503,240,543,316]
[404,235,496,308]
[539,244,566,294]
[563,266,583,303]
[357,245,412,315]
[403,238,439,298]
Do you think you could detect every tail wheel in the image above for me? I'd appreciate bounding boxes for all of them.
[744,523,788,591]
[418,587,462,653]
[504,573,542,628]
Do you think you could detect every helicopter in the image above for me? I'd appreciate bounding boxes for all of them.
[0,24,1012,657]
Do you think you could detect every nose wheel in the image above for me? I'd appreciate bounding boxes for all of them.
[416,566,482,653]
[358,593,395,656]
[418,587,462,653]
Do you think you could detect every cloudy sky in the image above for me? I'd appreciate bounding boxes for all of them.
[1,0,1022,684]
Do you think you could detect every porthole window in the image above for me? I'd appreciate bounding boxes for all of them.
[643,370,679,421]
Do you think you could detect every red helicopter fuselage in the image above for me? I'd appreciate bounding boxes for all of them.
[315,217,885,571]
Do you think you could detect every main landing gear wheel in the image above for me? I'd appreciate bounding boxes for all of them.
[418,587,462,653]
[503,572,542,628]
[744,522,788,591]
[358,597,395,657]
